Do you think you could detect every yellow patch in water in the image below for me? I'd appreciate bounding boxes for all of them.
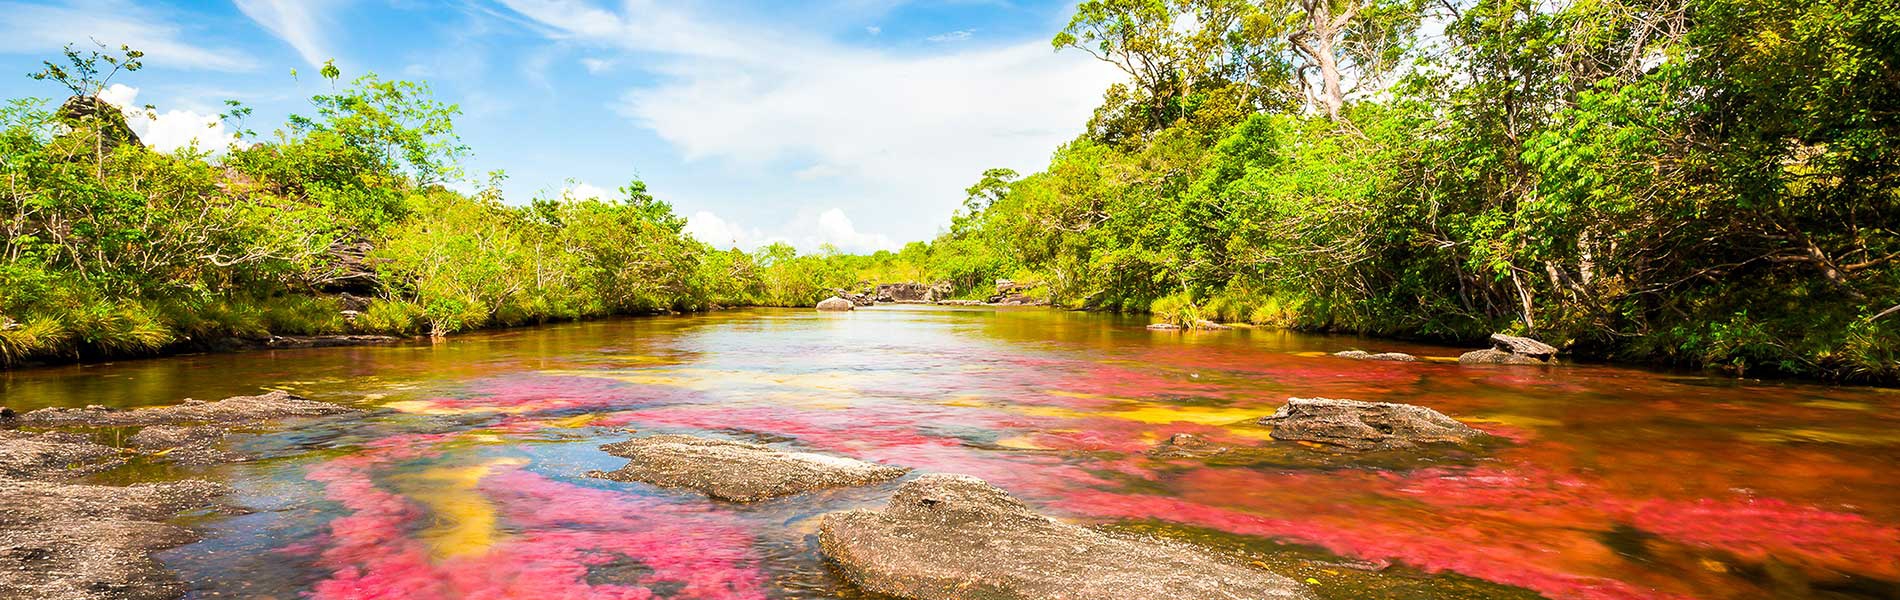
[1471,414,1563,429]
[1739,428,1900,445]
[1011,399,1276,440]
[937,395,991,408]
[542,413,602,428]
[387,457,529,561]
[381,400,539,415]
[1797,399,1874,411]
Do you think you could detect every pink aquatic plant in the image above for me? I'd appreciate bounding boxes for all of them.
[300,433,770,600]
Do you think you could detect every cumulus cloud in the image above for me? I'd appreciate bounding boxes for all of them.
[686,208,898,254]
[493,0,1116,245]
[98,84,236,153]
[562,181,613,200]
[234,0,343,68]
[0,0,255,71]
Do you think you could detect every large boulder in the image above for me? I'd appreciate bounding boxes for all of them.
[22,391,358,427]
[875,282,952,303]
[587,434,908,501]
[819,474,1311,600]
[55,95,141,150]
[816,297,856,312]
[1459,333,1558,365]
[1260,397,1487,450]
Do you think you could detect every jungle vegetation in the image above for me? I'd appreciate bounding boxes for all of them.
[2,0,1895,382]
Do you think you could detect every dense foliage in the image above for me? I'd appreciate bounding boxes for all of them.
[0,44,911,364]
[5,0,1897,384]
[912,0,1897,380]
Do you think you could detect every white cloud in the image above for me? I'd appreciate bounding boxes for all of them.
[97,84,236,153]
[684,210,771,249]
[926,30,973,43]
[579,57,615,73]
[562,181,612,200]
[865,25,881,36]
[0,0,255,71]
[495,0,1116,244]
[234,0,342,69]
[686,208,898,254]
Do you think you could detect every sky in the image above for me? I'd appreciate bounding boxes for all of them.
[0,0,1118,253]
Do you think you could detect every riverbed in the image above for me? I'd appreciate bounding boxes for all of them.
[4,306,1897,599]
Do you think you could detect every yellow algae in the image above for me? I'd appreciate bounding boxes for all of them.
[1471,414,1563,429]
[1797,399,1873,411]
[381,399,540,415]
[938,395,992,408]
[542,413,602,428]
[1740,428,1900,445]
[1012,399,1272,438]
[386,457,529,560]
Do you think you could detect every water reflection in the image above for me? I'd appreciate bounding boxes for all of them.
[4,306,1898,599]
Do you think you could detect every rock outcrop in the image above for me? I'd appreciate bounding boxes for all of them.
[1334,350,1419,362]
[587,434,908,501]
[0,430,124,480]
[128,425,237,465]
[55,95,141,150]
[1459,333,1558,365]
[816,297,857,312]
[22,390,358,427]
[1260,397,1487,450]
[985,279,1045,305]
[875,282,952,304]
[819,474,1311,600]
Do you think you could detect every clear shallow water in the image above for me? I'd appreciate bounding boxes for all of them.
[4,306,1899,599]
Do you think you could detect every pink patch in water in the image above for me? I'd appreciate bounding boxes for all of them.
[299,434,769,600]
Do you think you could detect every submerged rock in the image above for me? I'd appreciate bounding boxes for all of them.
[1334,350,1418,362]
[1146,323,1182,330]
[587,434,908,501]
[1260,397,1487,450]
[816,297,856,312]
[819,474,1311,600]
[1145,433,1232,458]
[0,430,124,479]
[0,479,226,600]
[128,425,237,465]
[1459,333,1558,365]
[22,390,358,427]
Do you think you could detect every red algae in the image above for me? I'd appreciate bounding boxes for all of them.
[300,433,769,600]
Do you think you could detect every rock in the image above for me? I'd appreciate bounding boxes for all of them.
[1489,333,1558,359]
[1457,348,1548,365]
[0,431,124,480]
[1145,433,1231,458]
[874,282,952,303]
[1334,350,1419,362]
[128,425,237,465]
[1192,320,1233,331]
[55,95,141,149]
[0,479,227,600]
[818,474,1311,600]
[0,406,15,421]
[816,297,857,312]
[263,335,399,349]
[831,289,876,306]
[1146,323,1182,330]
[1261,397,1487,450]
[22,391,359,427]
[586,434,908,501]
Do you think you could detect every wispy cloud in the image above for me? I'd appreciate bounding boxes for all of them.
[233,0,343,69]
[494,0,1115,244]
[865,25,881,36]
[0,0,256,71]
[925,29,973,43]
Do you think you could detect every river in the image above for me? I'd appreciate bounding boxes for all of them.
[4,306,1897,599]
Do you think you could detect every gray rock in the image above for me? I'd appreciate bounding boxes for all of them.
[128,425,238,465]
[1489,333,1558,359]
[587,434,908,501]
[816,297,856,312]
[1145,433,1231,458]
[819,474,1311,600]
[23,391,358,427]
[1260,397,1487,450]
[1334,350,1418,362]
[1146,323,1182,330]
[0,431,124,480]
[0,479,226,600]
[1457,348,1548,365]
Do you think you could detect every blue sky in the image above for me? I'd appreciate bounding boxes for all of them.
[0,0,1116,252]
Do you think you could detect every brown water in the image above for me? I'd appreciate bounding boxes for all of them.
[4,306,1898,600]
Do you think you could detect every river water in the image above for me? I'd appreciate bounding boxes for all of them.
[4,306,1897,599]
